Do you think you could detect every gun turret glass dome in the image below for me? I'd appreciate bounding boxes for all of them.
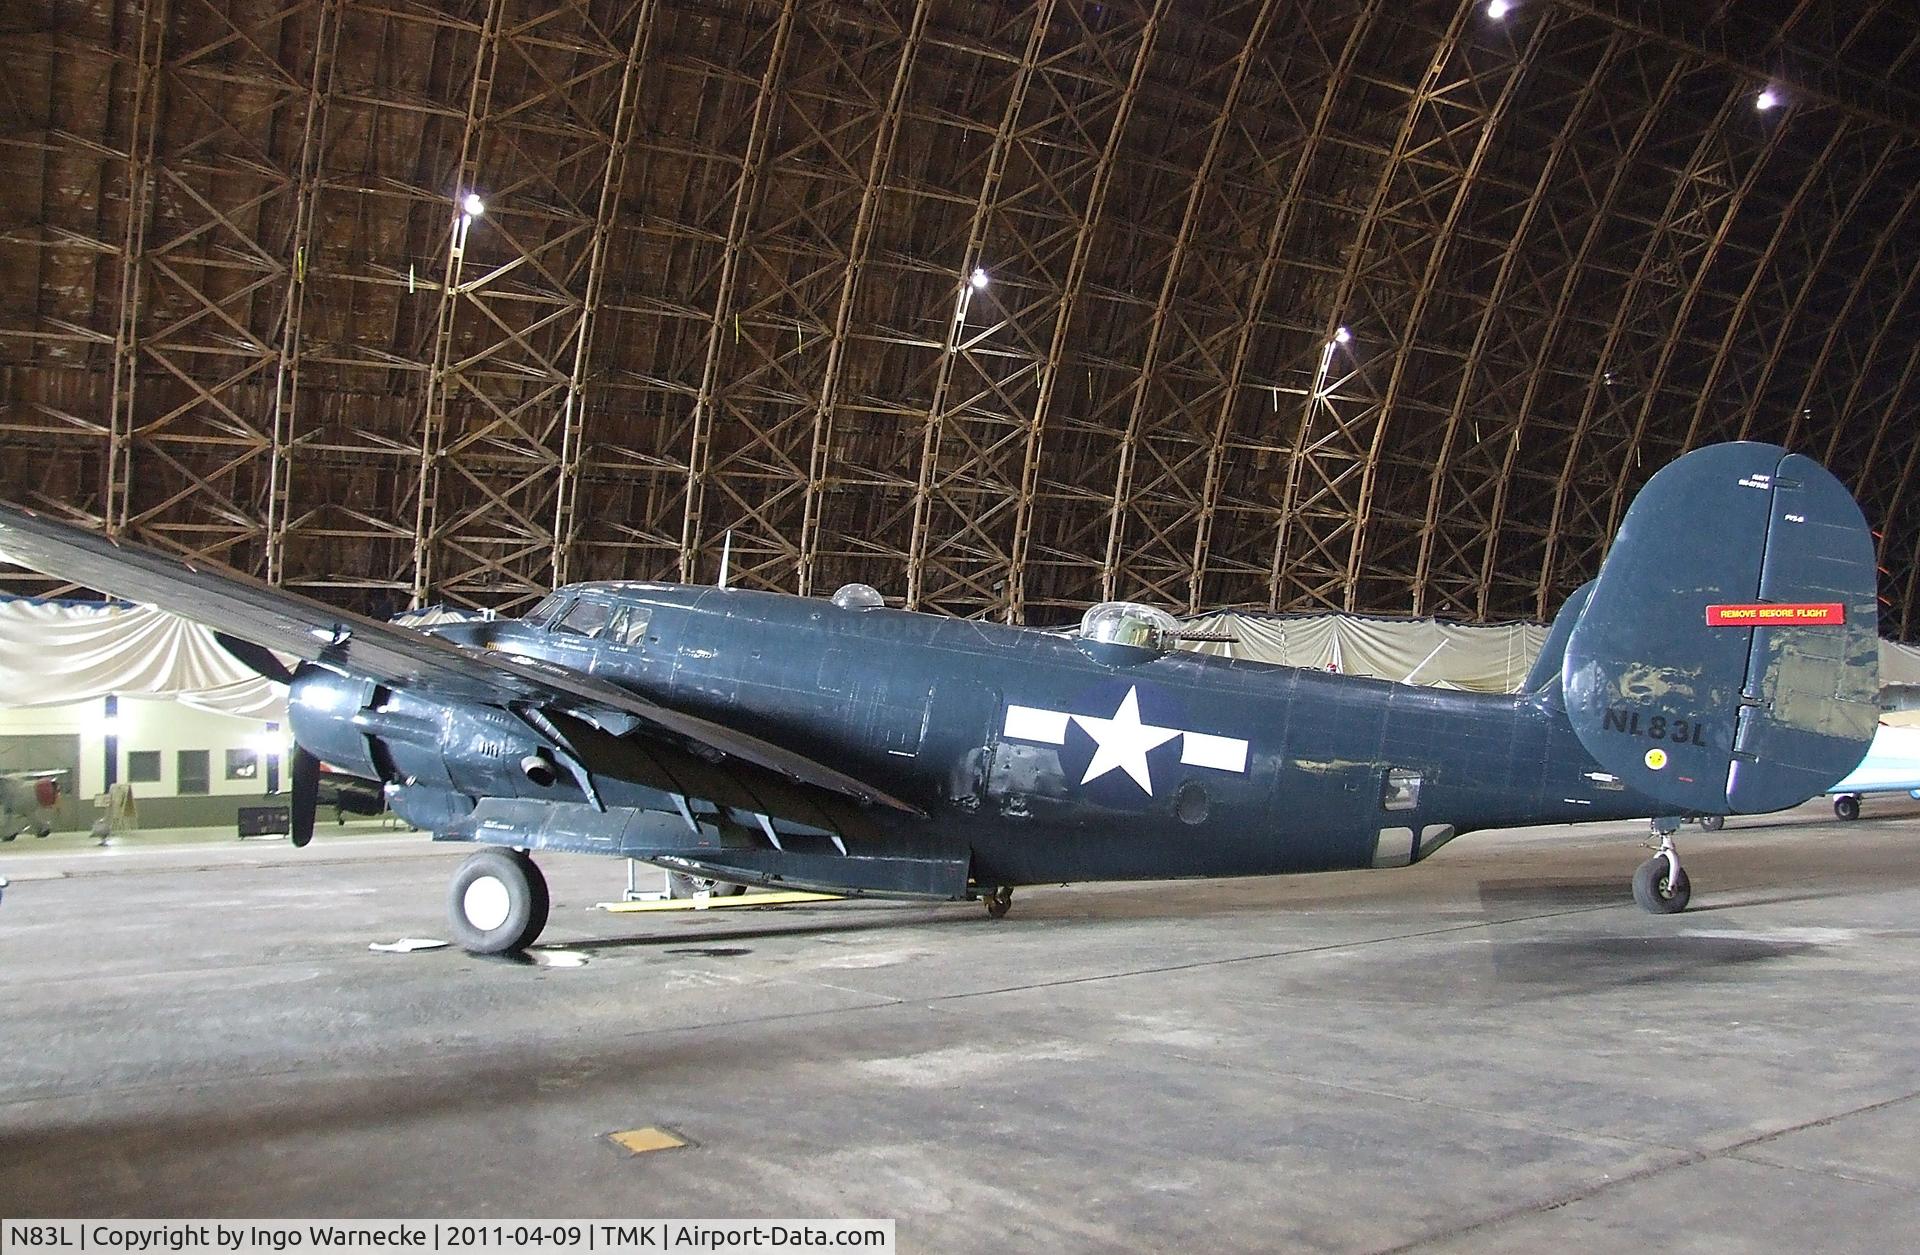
[1078,602,1180,651]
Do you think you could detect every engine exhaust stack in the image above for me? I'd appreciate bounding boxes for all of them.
[520,753,557,789]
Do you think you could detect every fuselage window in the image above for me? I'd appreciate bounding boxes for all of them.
[1382,768,1423,811]
[555,598,614,638]
[612,606,652,647]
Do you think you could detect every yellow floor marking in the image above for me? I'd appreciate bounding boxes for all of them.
[596,890,842,913]
[606,1126,686,1155]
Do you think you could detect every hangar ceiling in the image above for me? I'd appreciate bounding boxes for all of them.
[2,0,1918,636]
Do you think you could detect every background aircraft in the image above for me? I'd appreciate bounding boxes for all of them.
[1828,723,1920,819]
[0,442,1882,953]
[0,770,63,841]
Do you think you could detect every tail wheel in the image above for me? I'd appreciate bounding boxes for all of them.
[1632,855,1691,914]
[1833,794,1860,821]
[448,848,550,954]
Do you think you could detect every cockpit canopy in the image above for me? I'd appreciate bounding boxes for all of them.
[522,592,567,626]
[518,592,652,646]
[1078,601,1181,652]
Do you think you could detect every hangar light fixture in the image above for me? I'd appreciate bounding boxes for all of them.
[1486,0,1511,19]
[461,192,486,217]
[1333,325,1352,345]
[1756,87,1782,111]
[970,267,990,290]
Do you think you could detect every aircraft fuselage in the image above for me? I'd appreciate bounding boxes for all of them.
[290,583,1672,897]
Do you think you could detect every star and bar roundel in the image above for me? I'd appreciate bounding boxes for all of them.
[1001,686,1249,796]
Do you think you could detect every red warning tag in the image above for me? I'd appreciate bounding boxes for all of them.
[1705,602,1845,626]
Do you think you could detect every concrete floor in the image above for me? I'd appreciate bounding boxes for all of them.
[3,802,1919,1252]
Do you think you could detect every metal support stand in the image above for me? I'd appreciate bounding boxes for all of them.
[623,858,667,903]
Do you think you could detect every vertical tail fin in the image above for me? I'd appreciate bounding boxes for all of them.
[1561,442,1879,814]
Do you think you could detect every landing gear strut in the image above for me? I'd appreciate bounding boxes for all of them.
[1632,823,1691,914]
[983,885,1013,919]
[448,847,550,953]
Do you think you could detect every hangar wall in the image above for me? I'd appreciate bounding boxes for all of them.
[1,697,282,831]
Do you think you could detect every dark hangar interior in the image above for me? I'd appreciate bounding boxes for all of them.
[5,1,1920,1244]
[2,0,1918,635]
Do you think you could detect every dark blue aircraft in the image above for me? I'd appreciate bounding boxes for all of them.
[0,442,1882,953]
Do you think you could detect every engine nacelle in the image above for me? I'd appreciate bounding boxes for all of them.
[288,666,574,803]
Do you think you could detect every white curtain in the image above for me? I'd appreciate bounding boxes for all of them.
[1,596,1914,710]
[1185,610,1920,696]
[1179,612,1548,692]
[0,600,286,719]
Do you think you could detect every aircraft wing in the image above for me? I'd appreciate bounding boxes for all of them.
[0,503,920,814]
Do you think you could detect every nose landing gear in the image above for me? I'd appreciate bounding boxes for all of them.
[1632,823,1691,914]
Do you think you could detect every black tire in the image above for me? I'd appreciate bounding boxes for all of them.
[984,886,1012,919]
[447,848,550,954]
[1632,855,1691,914]
[1698,814,1724,832]
[667,871,746,899]
[1833,794,1860,821]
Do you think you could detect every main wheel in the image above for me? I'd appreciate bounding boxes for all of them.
[1833,794,1861,821]
[448,848,550,954]
[983,886,1013,919]
[1632,855,1691,914]
[667,871,746,899]
[1698,814,1724,832]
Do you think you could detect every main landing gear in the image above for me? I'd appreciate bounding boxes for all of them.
[448,848,550,954]
[1632,821,1691,914]
[1833,794,1861,821]
[982,885,1013,919]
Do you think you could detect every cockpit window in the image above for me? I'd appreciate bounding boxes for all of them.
[554,598,614,638]
[607,606,652,647]
[523,593,567,626]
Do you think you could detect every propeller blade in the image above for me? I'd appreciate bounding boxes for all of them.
[214,632,297,685]
[290,745,319,849]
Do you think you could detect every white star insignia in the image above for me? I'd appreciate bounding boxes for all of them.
[1001,687,1249,797]
[1071,686,1180,794]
